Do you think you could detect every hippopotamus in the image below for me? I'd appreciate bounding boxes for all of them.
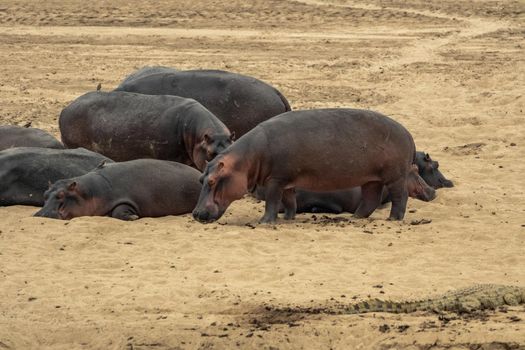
[118,66,178,86]
[115,68,291,137]
[0,147,112,207]
[59,91,232,170]
[253,164,435,214]
[34,159,201,220]
[415,151,454,188]
[0,125,64,151]
[193,109,418,223]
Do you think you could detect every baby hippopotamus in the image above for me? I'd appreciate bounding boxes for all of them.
[35,159,201,220]
[193,108,418,223]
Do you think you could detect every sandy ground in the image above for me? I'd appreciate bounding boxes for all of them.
[1,0,524,349]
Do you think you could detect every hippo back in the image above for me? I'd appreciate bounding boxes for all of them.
[116,69,291,137]
[0,147,112,206]
[117,66,179,87]
[0,125,64,151]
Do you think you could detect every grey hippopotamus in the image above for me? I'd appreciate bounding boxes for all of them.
[59,91,232,170]
[193,108,418,223]
[115,68,291,137]
[0,147,112,206]
[118,66,178,86]
[0,125,64,151]
[415,151,454,189]
[34,159,202,220]
[253,164,436,214]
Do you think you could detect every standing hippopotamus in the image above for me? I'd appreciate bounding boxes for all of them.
[34,159,202,220]
[115,68,291,137]
[59,91,232,170]
[193,109,417,223]
[252,164,435,214]
[415,151,454,188]
[0,125,64,151]
[0,147,112,206]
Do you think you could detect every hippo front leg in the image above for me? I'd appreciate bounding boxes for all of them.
[259,180,285,224]
[282,188,297,220]
[386,178,408,220]
[111,204,140,221]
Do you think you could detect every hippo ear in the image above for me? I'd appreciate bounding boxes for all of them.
[230,132,236,141]
[204,134,211,144]
[216,162,224,172]
[95,160,107,170]
[48,180,52,188]
[424,153,430,161]
[67,181,77,192]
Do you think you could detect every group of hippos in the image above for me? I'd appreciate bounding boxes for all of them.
[0,67,453,224]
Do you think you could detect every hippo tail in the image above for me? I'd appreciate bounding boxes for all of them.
[274,87,292,112]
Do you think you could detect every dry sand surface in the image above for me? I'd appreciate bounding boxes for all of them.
[1,0,525,349]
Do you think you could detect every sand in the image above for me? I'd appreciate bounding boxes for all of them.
[0,0,524,349]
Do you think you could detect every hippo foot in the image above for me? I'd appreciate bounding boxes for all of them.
[387,215,404,221]
[259,216,277,224]
[283,212,296,220]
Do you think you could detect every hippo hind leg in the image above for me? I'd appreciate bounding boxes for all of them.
[111,204,139,221]
[354,181,383,219]
[386,177,408,220]
[282,188,297,220]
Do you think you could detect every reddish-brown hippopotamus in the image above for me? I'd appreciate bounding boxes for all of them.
[0,125,64,151]
[253,164,435,214]
[34,159,201,220]
[115,68,291,137]
[193,109,418,223]
[59,91,233,170]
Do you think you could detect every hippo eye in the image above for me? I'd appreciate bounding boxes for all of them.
[56,192,65,199]
[208,178,215,187]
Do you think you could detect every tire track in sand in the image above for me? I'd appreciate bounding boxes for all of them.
[293,0,510,70]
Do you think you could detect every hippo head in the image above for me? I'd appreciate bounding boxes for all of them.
[34,180,94,219]
[415,152,454,189]
[192,154,247,223]
[407,164,436,202]
[193,132,235,171]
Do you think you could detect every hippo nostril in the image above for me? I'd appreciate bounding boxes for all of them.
[441,179,454,188]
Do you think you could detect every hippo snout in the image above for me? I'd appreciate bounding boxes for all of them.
[193,209,216,223]
[440,178,454,188]
[421,187,437,202]
[34,207,59,219]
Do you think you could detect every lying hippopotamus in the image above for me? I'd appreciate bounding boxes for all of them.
[0,125,64,151]
[118,66,178,86]
[59,91,232,170]
[34,159,201,220]
[253,164,436,214]
[193,109,418,223]
[115,68,291,137]
[0,147,112,206]
[415,151,454,188]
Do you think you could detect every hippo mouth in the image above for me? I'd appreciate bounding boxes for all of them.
[192,201,225,223]
[439,178,454,188]
[418,189,436,202]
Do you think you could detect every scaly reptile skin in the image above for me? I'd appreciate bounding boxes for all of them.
[270,285,525,315]
[337,284,525,314]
